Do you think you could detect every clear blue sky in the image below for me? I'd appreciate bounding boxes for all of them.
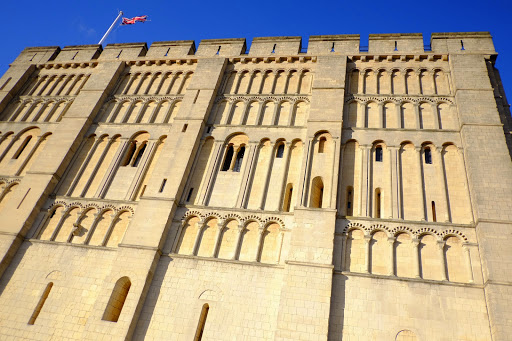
[2,0,512,100]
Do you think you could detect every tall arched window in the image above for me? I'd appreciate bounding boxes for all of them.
[283,183,293,212]
[318,137,326,153]
[122,142,137,166]
[233,146,245,172]
[131,142,147,167]
[276,143,284,158]
[13,136,32,159]
[28,282,53,325]
[375,146,383,162]
[102,277,131,322]
[424,148,432,164]
[221,146,234,171]
[310,176,324,208]
[194,304,209,341]
[346,186,354,216]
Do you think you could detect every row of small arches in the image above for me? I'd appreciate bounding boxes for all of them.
[0,127,52,177]
[174,216,283,264]
[98,98,181,124]
[34,204,132,247]
[348,68,451,96]
[2,99,71,123]
[343,225,473,283]
[20,73,90,97]
[114,71,193,96]
[222,69,312,95]
[210,99,308,126]
[345,101,457,130]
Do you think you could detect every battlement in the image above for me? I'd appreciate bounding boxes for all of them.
[10,32,496,64]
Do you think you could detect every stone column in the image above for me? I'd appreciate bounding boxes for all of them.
[462,243,475,283]
[378,103,384,128]
[259,142,276,210]
[437,240,448,281]
[415,147,426,220]
[412,238,421,278]
[357,102,366,128]
[435,147,451,222]
[254,226,265,262]
[199,140,224,206]
[191,220,205,256]
[357,71,364,94]
[360,145,370,216]
[235,142,257,207]
[211,219,225,258]
[414,103,421,129]
[389,146,399,219]
[431,102,440,129]
[231,224,244,260]
[364,235,371,274]
[396,103,402,128]
[388,237,396,276]
[276,142,292,210]
[341,233,349,271]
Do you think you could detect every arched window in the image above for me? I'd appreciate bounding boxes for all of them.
[102,277,131,322]
[424,148,432,164]
[375,188,382,218]
[318,137,326,153]
[194,304,209,341]
[13,135,32,159]
[283,183,293,212]
[375,146,383,162]
[122,142,137,166]
[131,142,147,167]
[310,177,324,208]
[346,186,353,216]
[233,146,245,172]
[28,282,53,325]
[221,145,234,171]
[276,143,284,158]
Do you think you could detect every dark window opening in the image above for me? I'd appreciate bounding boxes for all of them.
[233,146,245,172]
[375,146,383,162]
[194,304,209,341]
[460,40,465,51]
[165,47,170,56]
[318,137,326,153]
[432,201,437,222]
[221,146,234,171]
[331,42,335,52]
[394,41,398,51]
[346,187,353,216]
[272,44,276,53]
[159,179,167,192]
[186,188,194,202]
[28,282,53,325]
[182,124,188,132]
[424,148,432,164]
[132,143,146,167]
[122,142,137,166]
[216,46,221,55]
[276,144,284,158]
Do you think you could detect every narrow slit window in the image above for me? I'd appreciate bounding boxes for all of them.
[394,41,398,51]
[375,188,381,218]
[424,148,432,164]
[13,136,32,159]
[116,50,123,59]
[186,188,194,202]
[221,146,234,171]
[432,201,437,222]
[71,51,79,60]
[318,137,326,153]
[216,46,221,55]
[375,146,383,162]
[28,282,53,325]
[283,184,293,212]
[233,146,245,172]
[165,47,170,56]
[159,179,167,192]
[276,144,284,158]
[346,187,353,216]
[331,42,335,52]
[194,304,209,341]
[132,143,147,167]
[182,124,188,132]
[272,44,276,53]
[461,40,465,50]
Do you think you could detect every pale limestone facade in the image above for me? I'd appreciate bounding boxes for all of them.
[0,32,510,340]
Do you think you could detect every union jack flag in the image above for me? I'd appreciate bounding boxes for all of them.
[121,15,148,25]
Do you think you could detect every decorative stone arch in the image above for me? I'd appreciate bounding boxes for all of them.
[223,213,243,226]
[45,270,65,281]
[369,224,391,238]
[416,228,441,241]
[342,222,368,235]
[390,225,415,238]
[440,229,468,242]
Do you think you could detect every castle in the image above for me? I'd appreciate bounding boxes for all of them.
[0,31,510,340]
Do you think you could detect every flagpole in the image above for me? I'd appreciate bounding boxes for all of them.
[98,11,123,46]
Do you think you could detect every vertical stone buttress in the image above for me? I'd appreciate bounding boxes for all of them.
[275,55,346,340]
[449,46,512,339]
